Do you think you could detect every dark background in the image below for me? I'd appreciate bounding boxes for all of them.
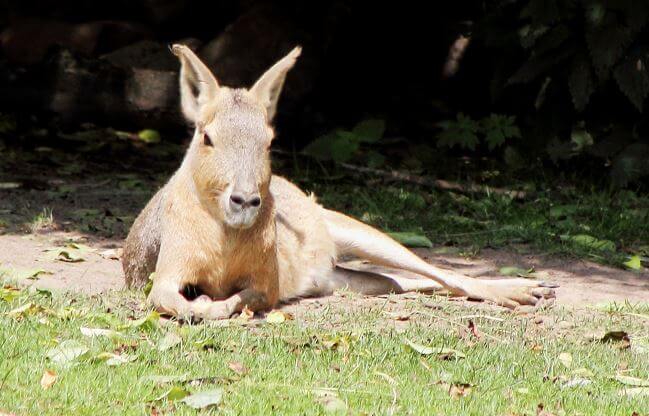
[1,0,648,188]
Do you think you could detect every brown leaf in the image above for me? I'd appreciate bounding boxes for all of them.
[40,369,57,389]
[601,331,631,349]
[436,381,473,399]
[468,320,481,339]
[228,361,248,376]
[536,403,556,416]
[239,306,254,320]
[266,310,294,324]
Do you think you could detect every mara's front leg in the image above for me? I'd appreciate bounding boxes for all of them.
[148,274,278,321]
[148,245,280,320]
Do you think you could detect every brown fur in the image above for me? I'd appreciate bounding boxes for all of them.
[122,45,556,320]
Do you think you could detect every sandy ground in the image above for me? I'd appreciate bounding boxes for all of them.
[1,230,647,309]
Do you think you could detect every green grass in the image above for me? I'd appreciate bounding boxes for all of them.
[1,287,648,415]
[304,179,649,268]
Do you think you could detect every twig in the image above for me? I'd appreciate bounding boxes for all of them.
[271,149,528,199]
[339,162,528,200]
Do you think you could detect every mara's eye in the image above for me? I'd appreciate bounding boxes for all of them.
[203,133,213,147]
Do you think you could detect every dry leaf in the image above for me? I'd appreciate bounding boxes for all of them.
[536,403,556,416]
[239,306,254,320]
[614,375,649,387]
[99,249,121,260]
[228,361,248,376]
[436,381,473,398]
[619,387,649,397]
[448,383,473,398]
[558,352,573,368]
[40,369,57,389]
[601,331,631,349]
[266,310,293,324]
[468,320,481,339]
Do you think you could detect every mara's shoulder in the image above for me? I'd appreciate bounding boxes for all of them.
[270,175,305,194]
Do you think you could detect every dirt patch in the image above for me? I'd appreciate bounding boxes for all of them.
[1,142,647,309]
[1,229,647,308]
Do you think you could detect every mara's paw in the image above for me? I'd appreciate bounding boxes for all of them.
[468,279,558,309]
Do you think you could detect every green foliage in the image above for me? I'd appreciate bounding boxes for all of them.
[476,0,649,186]
[303,119,386,165]
[493,0,649,112]
[437,113,520,151]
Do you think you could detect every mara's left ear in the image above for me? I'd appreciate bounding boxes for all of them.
[250,46,302,121]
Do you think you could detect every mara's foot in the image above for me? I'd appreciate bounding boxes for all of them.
[464,278,558,309]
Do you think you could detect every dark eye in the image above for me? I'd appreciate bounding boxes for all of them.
[203,133,213,147]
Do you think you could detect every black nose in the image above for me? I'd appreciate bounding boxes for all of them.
[230,193,261,209]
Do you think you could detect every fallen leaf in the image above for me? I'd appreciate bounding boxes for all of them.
[0,285,21,302]
[239,306,254,320]
[558,352,573,368]
[228,361,248,376]
[404,339,465,359]
[158,332,182,351]
[0,267,52,281]
[266,310,293,324]
[499,266,534,278]
[560,234,615,252]
[467,320,481,339]
[6,302,43,318]
[447,382,473,398]
[619,387,649,397]
[95,352,136,366]
[138,129,161,144]
[536,403,557,416]
[41,243,88,262]
[624,255,642,270]
[560,377,592,389]
[156,386,189,401]
[383,311,413,321]
[80,327,125,341]
[318,334,354,352]
[180,389,223,409]
[99,249,121,260]
[121,311,160,332]
[601,330,631,349]
[314,389,347,413]
[614,375,649,387]
[40,370,57,389]
[46,340,89,365]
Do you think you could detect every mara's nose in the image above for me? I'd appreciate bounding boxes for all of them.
[229,192,261,210]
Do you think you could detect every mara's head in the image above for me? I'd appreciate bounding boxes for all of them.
[171,44,300,229]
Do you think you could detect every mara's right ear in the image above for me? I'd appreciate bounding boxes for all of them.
[171,44,219,124]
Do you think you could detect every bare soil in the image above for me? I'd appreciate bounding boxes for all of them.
[1,229,647,309]
[1,140,647,311]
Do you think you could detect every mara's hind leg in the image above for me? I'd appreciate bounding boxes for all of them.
[122,190,164,288]
[323,209,556,308]
[323,265,443,296]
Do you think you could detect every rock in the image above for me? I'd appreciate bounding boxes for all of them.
[0,18,152,65]
[102,40,180,71]
[199,5,319,113]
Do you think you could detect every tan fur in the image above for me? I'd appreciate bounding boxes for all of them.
[122,45,556,320]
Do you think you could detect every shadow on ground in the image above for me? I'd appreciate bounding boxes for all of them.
[1,138,648,308]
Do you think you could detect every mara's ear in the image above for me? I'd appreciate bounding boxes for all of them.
[171,44,219,123]
[250,46,302,121]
